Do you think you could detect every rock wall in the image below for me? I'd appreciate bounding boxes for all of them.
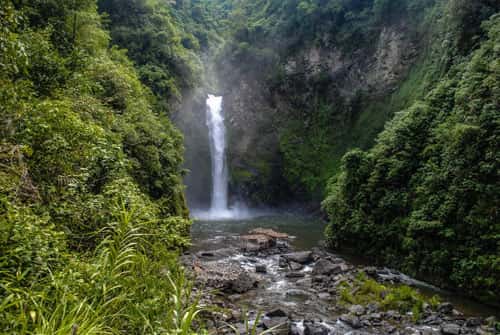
[218,20,422,205]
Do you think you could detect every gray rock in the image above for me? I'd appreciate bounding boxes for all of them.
[385,310,401,320]
[465,318,482,327]
[318,292,331,300]
[255,264,267,273]
[228,272,258,293]
[349,304,366,316]
[441,323,461,335]
[438,302,454,315]
[312,275,327,283]
[420,328,441,335]
[340,314,362,329]
[366,302,380,313]
[286,289,311,298]
[266,309,288,318]
[369,313,382,321]
[312,259,343,276]
[283,251,314,264]
[289,261,304,271]
[296,278,313,287]
[262,316,289,334]
[304,321,329,335]
[278,256,288,268]
[286,272,306,278]
[423,314,442,325]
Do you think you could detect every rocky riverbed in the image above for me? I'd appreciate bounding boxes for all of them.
[182,227,498,335]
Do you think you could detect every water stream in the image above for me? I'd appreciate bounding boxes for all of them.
[191,214,499,318]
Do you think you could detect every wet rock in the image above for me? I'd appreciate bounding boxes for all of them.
[368,313,382,321]
[278,256,288,268]
[286,289,311,298]
[385,310,402,320]
[228,272,258,293]
[249,228,288,239]
[419,326,441,335]
[423,314,443,325]
[366,302,380,313]
[266,309,288,318]
[349,304,366,316]
[465,318,482,327]
[340,314,362,329]
[312,259,343,276]
[318,292,331,300]
[441,323,461,335]
[304,321,329,335]
[283,251,314,264]
[296,278,313,287]
[286,272,306,278]
[312,275,327,283]
[438,302,454,315]
[255,264,267,273]
[241,234,276,251]
[262,317,290,334]
[289,261,304,271]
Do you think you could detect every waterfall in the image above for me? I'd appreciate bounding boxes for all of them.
[191,94,253,220]
[206,95,229,212]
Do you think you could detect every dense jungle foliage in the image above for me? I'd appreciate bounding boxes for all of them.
[1,0,499,331]
[0,0,199,333]
[324,4,500,305]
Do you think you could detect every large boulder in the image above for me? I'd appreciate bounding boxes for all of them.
[249,228,289,239]
[303,321,329,335]
[240,234,276,251]
[282,251,314,264]
[229,272,259,293]
[440,323,461,335]
[312,259,343,276]
[191,260,258,294]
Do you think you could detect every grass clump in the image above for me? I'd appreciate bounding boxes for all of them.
[339,272,440,321]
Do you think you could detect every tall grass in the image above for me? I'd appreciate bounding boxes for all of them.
[0,199,204,334]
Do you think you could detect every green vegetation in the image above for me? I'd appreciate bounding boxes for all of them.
[97,0,205,112]
[1,0,499,329]
[339,272,440,321]
[0,0,202,333]
[325,7,500,305]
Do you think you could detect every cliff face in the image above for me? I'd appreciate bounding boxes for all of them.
[218,18,423,205]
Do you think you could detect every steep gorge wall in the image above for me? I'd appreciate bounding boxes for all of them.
[217,12,428,206]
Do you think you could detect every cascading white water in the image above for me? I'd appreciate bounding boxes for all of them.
[191,94,254,220]
[206,95,228,212]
